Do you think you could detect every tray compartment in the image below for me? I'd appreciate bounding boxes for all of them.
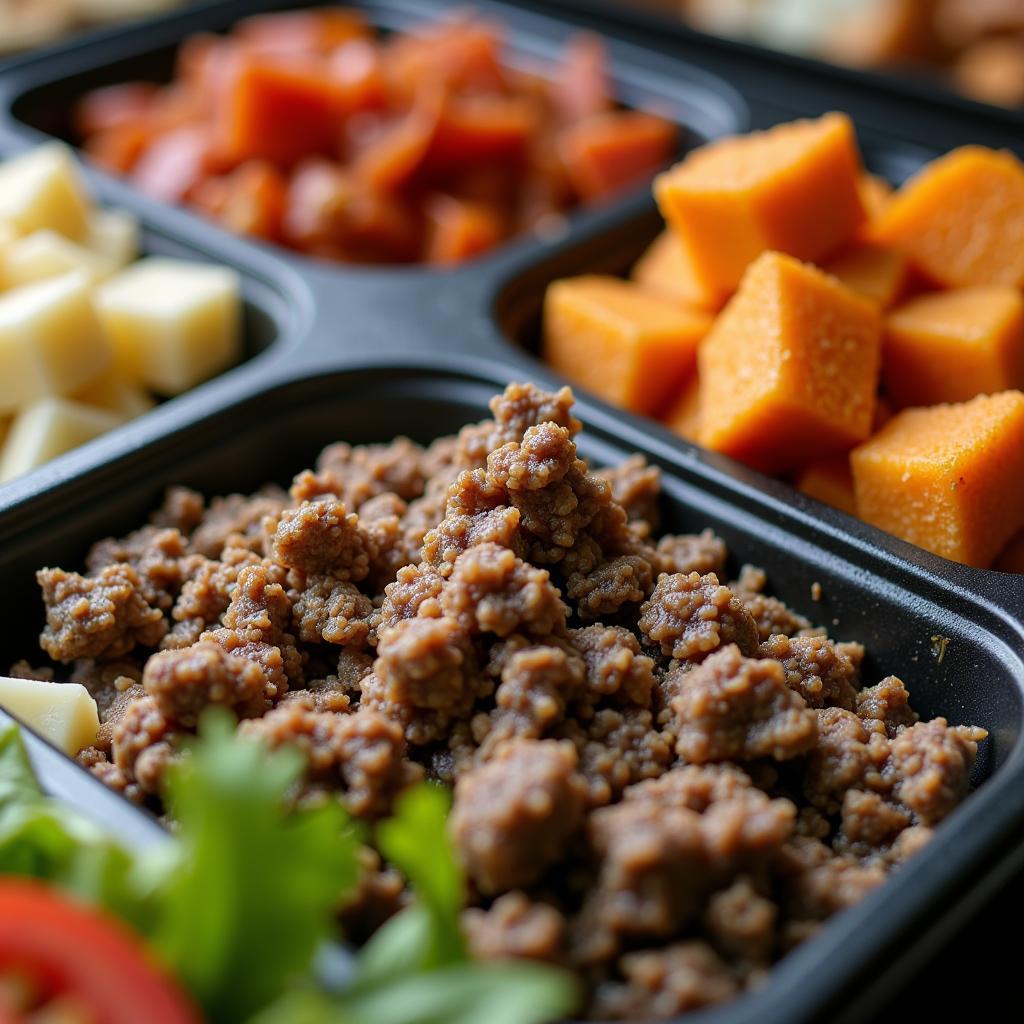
[0,0,748,274]
[3,362,1023,1024]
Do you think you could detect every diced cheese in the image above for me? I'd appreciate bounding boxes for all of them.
[0,222,20,290]
[0,676,99,756]
[0,271,112,414]
[0,396,124,481]
[96,258,241,395]
[74,367,156,419]
[86,208,140,269]
[4,229,116,288]
[0,144,91,241]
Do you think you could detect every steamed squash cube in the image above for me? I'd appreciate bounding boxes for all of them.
[873,146,1024,288]
[851,391,1024,567]
[698,251,881,474]
[630,230,723,310]
[0,144,91,241]
[883,287,1024,408]
[858,173,892,224]
[654,113,865,305]
[0,676,99,756]
[0,396,125,482]
[0,271,112,414]
[3,230,116,287]
[86,208,140,269]
[662,373,702,442]
[822,242,908,309]
[96,259,241,395]
[795,455,857,517]
[543,275,712,415]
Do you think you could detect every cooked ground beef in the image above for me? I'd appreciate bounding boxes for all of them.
[26,382,986,1019]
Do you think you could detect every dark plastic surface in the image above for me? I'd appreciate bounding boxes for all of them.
[0,3,1021,1023]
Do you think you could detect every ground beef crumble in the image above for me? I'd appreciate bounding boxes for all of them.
[25,382,987,1019]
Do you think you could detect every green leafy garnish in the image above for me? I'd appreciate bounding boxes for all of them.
[153,709,363,1023]
[0,714,578,1024]
[376,783,464,969]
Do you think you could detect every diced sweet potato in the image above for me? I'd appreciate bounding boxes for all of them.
[858,173,893,224]
[873,146,1024,288]
[882,287,1024,407]
[822,241,908,309]
[795,456,857,517]
[662,373,702,442]
[994,530,1024,574]
[559,111,677,202]
[218,56,341,167]
[630,229,725,310]
[851,391,1024,567]
[543,275,712,415]
[654,113,866,306]
[328,38,387,115]
[698,251,881,473]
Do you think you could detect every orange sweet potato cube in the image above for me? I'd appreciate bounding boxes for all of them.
[795,455,857,517]
[872,146,1024,288]
[822,242,908,309]
[630,229,725,310]
[851,391,1024,567]
[858,173,893,224]
[698,251,881,473]
[663,373,702,442]
[543,275,712,415]
[654,113,866,305]
[883,286,1024,408]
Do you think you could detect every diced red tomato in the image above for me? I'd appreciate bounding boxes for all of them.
[218,56,343,167]
[130,126,213,203]
[558,110,677,201]
[0,881,199,1024]
[425,194,504,264]
[235,9,369,57]
[551,31,611,124]
[73,82,158,137]
[424,94,536,173]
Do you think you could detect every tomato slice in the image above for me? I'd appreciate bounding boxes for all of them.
[0,881,199,1024]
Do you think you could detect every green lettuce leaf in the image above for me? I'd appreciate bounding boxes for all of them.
[375,783,464,968]
[152,709,364,1024]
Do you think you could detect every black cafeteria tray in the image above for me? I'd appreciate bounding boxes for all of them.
[0,2,1021,1022]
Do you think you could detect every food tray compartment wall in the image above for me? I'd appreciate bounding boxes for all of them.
[0,0,749,281]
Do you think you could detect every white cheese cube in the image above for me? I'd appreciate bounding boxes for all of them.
[0,272,112,414]
[87,208,139,270]
[0,222,19,291]
[96,258,241,395]
[74,368,155,419]
[4,230,116,288]
[0,397,125,481]
[0,144,91,241]
[0,677,99,756]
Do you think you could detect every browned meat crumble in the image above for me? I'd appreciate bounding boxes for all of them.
[27,382,986,1019]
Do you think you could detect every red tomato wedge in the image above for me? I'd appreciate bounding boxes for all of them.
[0,881,199,1024]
